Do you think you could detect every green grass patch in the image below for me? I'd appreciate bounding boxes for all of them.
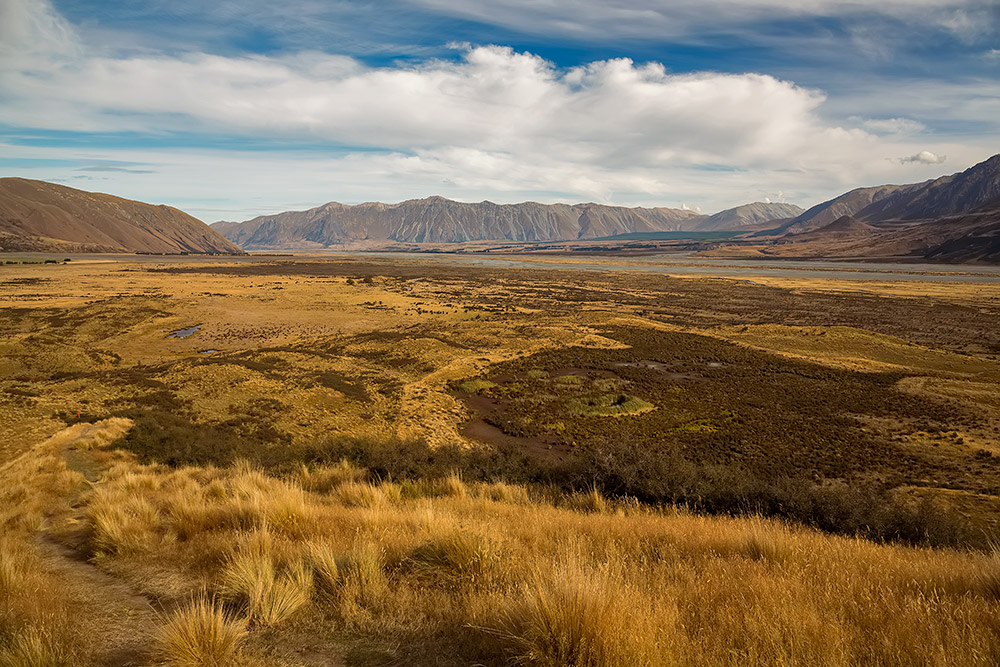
[566,394,655,417]
[457,379,497,394]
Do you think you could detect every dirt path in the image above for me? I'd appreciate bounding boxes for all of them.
[35,535,159,666]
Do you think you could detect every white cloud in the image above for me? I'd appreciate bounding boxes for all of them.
[0,0,993,221]
[0,3,871,175]
[412,0,991,40]
[900,150,947,164]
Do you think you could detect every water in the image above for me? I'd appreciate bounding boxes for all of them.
[347,252,1000,284]
[30,250,1000,284]
[167,325,201,338]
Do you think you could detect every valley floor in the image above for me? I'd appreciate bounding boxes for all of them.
[3,254,1000,665]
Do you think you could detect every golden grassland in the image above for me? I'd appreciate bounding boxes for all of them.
[3,255,1000,664]
[2,419,1000,666]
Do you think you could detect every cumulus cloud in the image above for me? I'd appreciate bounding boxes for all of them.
[0,2,871,177]
[900,150,947,164]
[0,0,987,220]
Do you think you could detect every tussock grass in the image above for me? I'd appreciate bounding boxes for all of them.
[0,627,72,667]
[218,540,311,627]
[87,490,160,555]
[409,529,503,587]
[0,540,73,667]
[400,472,468,500]
[306,542,340,595]
[296,460,366,493]
[332,481,385,508]
[502,561,680,667]
[22,448,1000,665]
[473,481,532,504]
[156,597,246,666]
[973,543,1000,599]
[338,544,388,612]
[563,487,607,514]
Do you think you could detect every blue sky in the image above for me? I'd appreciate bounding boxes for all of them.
[1,0,997,221]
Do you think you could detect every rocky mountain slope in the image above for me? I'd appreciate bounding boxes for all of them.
[0,178,242,254]
[777,154,1000,236]
[213,198,801,249]
[717,154,1000,262]
[698,202,803,231]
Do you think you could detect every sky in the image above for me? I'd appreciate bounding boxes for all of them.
[0,0,998,221]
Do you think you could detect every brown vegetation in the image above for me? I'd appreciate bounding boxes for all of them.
[3,255,1000,663]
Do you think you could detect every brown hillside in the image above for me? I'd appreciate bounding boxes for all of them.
[0,178,243,254]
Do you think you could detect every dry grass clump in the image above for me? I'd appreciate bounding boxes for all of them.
[973,543,1000,599]
[332,481,386,508]
[563,487,607,514]
[502,562,680,667]
[0,540,73,667]
[0,627,72,667]
[156,597,246,667]
[409,529,504,588]
[306,542,340,595]
[473,481,532,504]
[337,544,388,612]
[85,460,317,546]
[295,460,366,493]
[87,489,160,555]
[218,537,312,628]
[400,472,469,500]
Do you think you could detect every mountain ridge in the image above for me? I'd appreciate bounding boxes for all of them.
[212,198,801,249]
[0,178,242,254]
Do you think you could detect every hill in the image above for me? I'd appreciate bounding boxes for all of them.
[0,178,243,254]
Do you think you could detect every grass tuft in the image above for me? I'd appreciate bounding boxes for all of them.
[156,597,246,666]
[0,627,72,667]
[306,542,340,595]
[219,539,311,627]
[338,544,387,610]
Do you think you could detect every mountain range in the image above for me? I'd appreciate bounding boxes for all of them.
[0,178,242,254]
[741,154,1000,262]
[210,199,803,249]
[2,153,999,262]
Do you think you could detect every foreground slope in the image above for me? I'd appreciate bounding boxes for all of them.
[3,419,1000,667]
[0,178,243,254]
